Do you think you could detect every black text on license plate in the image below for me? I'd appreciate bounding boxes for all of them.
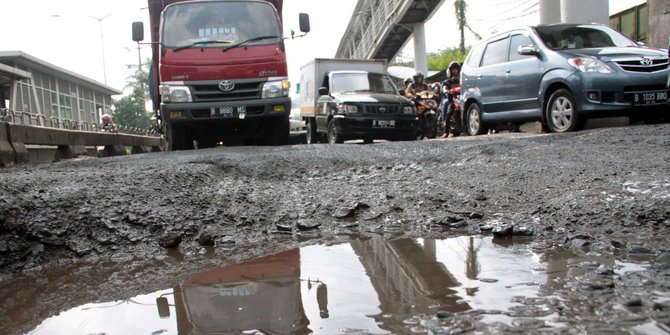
[633,91,668,106]
[211,106,235,118]
[373,120,395,128]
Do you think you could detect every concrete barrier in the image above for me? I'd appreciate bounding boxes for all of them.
[0,122,15,167]
[0,123,165,167]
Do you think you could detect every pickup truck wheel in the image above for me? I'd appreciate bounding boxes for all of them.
[327,120,344,144]
[306,118,318,144]
[546,89,579,133]
[167,124,191,151]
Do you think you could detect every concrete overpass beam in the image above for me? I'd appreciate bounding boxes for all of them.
[413,23,428,76]
[539,0,561,24]
[560,0,609,24]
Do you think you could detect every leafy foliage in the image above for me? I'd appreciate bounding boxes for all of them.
[112,61,151,129]
[427,47,471,71]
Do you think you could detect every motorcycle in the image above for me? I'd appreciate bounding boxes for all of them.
[414,90,438,139]
[447,86,463,137]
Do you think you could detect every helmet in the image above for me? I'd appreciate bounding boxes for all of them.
[404,78,412,85]
[413,72,424,80]
[448,61,461,72]
[101,114,112,124]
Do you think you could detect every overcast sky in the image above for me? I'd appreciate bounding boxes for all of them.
[2,0,645,96]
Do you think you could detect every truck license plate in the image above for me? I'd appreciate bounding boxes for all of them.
[211,106,235,118]
[633,91,668,106]
[373,120,395,128]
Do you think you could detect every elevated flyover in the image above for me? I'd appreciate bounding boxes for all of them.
[336,0,446,75]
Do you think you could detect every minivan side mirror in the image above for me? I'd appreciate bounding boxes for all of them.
[132,22,144,42]
[318,87,329,96]
[299,13,310,33]
[518,45,539,56]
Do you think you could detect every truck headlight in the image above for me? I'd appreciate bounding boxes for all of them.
[262,80,290,98]
[568,57,614,74]
[403,106,416,115]
[160,85,192,103]
[337,104,358,114]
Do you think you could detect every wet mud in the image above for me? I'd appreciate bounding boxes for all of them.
[0,124,669,334]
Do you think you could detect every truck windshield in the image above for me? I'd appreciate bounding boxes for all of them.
[534,25,637,50]
[331,72,398,94]
[162,2,281,49]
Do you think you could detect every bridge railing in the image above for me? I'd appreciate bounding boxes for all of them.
[0,108,165,168]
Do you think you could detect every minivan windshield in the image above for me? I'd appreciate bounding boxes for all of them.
[331,72,398,94]
[534,25,637,50]
[162,2,281,48]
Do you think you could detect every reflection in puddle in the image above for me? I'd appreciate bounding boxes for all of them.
[22,236,648,334]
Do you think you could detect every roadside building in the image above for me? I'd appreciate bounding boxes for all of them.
[0,51,121,129]
[610,0,670,49]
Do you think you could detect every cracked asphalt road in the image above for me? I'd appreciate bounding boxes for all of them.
[0,124,668,334]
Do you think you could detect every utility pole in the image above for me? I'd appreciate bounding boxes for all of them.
[90,14,112,85]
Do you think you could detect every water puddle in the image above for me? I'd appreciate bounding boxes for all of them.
[10,236,654,334]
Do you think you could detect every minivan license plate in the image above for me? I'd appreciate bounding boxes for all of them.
[373,120,395,128]
[633,91,668,106]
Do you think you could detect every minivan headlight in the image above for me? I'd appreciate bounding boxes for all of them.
[262,80,290,98]
[160,85,192,103]
[568,57,614,74]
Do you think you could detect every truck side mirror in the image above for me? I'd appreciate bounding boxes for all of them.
[318,87,329,96]
[299,13,310,33]
[132,22,144,42]
[156,296,170,318]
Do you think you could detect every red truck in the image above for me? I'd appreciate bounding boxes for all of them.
[133,0,310,150]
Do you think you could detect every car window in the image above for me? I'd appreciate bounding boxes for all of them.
[466,43,486,68]
[509,34,535,62]
[481,37,509,67]
[534,25,637,50]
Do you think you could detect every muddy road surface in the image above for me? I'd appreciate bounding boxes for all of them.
[0,124,669,334]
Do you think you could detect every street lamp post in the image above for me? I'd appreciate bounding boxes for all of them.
[90,14,112,85]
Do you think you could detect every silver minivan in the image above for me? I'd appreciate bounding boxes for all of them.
[460,23,669,135]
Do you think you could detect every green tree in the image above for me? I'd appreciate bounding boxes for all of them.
[454,0,467,54]
[427,46,471,71]
[112,61,151,129]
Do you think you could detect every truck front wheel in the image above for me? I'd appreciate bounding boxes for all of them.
[306,118,318,144]
[264,115,289,146]
[167,124,192,151]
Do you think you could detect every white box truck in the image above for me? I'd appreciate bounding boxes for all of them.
[300,59,418,144]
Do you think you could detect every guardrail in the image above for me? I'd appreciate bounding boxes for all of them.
[0,109,165,168]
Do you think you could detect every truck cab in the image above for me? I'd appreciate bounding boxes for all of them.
[134,0,309,150]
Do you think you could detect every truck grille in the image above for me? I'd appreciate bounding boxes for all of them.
[363,104,400,114]
[188,79,266,103]
[614,58,669,73]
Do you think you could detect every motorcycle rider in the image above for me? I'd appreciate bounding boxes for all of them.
[440,62,461,137]
[405,72,428,98]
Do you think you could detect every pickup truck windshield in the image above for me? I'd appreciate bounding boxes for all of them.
[534,25,637,50]
[331,72,398,94]
[162,2,281,49]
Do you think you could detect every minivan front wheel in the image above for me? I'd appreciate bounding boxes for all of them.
[546,89,579,133]
[466,103,487,136]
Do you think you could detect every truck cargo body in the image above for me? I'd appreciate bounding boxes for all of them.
[146,0,291,149]
[300,59,418,144]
